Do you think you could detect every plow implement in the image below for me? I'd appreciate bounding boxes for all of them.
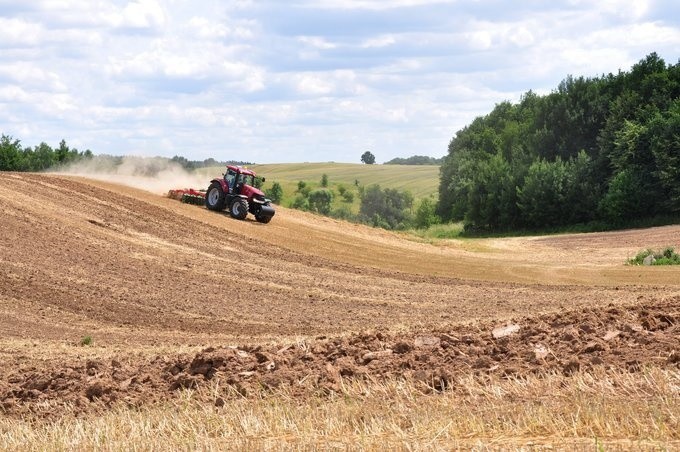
[167,188,206,205]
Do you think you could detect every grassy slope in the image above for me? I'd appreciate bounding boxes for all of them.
[251,163,440,199]
[253,163,440,213]
[199,162,440,213]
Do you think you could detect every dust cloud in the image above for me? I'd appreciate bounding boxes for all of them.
[54,156,222,195]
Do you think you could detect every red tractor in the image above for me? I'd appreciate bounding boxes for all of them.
[205,165,275,223]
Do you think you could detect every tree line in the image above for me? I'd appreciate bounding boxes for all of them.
[438,53,680,231]
[170,155,253,170]
[0,135,257,174]
[384,155,443,165]
[0,135,93,171]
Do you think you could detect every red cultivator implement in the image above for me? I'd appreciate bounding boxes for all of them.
[167,188,206,205]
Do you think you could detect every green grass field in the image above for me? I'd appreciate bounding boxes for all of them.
[200,163,440,212]
[252,163,439,199]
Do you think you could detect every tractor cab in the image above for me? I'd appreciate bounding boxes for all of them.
[224,166,259,194]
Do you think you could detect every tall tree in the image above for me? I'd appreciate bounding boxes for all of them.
[361,151,376,164]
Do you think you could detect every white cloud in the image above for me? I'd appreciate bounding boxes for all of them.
[298,36,337,49]
[116,0,166,30]
[295,74,335,96]
[362,34,397,48]
[188,16,254,40]
[292,70,364,97]
[507,26,535,48]
[465,29,492,50]
[0,63,66,91]
[569,0,651,20]
[0,85,32,103]
[586,22,680,48]
[0,18,44,46]
[304,0,455,10]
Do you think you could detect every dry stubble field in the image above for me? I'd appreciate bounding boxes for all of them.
[0,172,678,450]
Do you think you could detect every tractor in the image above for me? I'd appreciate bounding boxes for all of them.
[205,165,276,223]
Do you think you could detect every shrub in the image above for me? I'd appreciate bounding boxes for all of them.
[415,197,440,229]
[80,335,93,346]
[267,182,283,204]
[291,195,309,211]
[308,189,334,215]
[330,206,354,220]
[628,247,680,265]
[359,185,413,230]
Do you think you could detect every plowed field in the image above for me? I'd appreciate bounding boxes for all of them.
[1,172,678,419]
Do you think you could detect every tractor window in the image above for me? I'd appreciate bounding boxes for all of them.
[225,169,237,192]
[238,174,254,186]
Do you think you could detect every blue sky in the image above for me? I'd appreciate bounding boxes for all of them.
[1,0,678,163]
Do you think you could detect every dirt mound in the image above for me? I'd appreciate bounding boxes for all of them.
[2,299,677,418]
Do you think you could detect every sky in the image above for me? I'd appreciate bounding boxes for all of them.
[1,1,679,164]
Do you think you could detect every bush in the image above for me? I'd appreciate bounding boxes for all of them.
[80,335,93,346]
[290,195,309,211]
[267,182,283,204]
[628,247,680,265]
[415,197,440,229]
[330,206,354,220]
[359,184,413,230]
[308,189,334,215]
[341,191,354,203]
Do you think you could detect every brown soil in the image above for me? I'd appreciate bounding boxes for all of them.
[1,173,678,417]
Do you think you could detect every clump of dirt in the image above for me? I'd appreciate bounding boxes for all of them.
[1,298,677,419]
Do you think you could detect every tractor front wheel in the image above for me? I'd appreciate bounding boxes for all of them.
[206,183,226,211]
[230,198,249,220]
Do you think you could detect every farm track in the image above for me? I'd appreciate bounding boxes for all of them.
[0,172,678,417]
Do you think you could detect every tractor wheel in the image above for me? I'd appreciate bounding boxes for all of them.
[255,214,272,224]
[229,198,249,220]
[206,183,226,211]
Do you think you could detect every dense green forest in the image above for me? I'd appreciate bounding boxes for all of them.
[438,53,680,232]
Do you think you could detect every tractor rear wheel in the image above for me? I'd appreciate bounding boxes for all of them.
[230,198,249,220]
[206,183,226,211]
